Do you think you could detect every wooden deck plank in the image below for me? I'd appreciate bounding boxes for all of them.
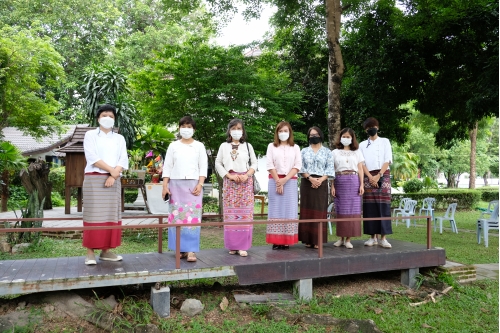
[4,260,28,283]
[0,242,446,296]
[52,257,69,280]
[26,258,48,282]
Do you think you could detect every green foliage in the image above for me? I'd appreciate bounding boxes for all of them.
[478,189,499,202]
[82,65,138,148]
[48,166,66,197]
[402,178,424,193]
[202,196,219,213]
[132,37,303,157]
[422,176,439,193]
[393,190,481,210]
[8,191,45,245]
[8,185,28,207]
[50,192,65,207]
[133,125,175,158]
[0,26,65,137]
[124,189,139,203]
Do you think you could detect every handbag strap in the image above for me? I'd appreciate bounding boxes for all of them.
[246,142,251,171]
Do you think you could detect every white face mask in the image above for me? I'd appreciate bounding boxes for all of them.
[341,138,352,146]
[278,132,289,142]
[99,116,114,129]
[179,128,194,139]
[231,130,243,141]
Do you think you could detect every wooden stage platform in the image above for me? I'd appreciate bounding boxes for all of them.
[0,239,445,296]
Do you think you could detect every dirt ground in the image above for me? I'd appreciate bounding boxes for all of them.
[0,270,404,333]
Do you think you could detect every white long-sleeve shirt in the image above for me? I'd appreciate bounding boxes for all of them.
[162,140,208,179]
[215,142,258,177]
[83,128,128,174]
[359,137,392,171]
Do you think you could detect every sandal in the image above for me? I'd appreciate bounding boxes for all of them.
[229,250,238,255]
[305,244,312,248]
[186,252,197,262]
[179,252,188,259]
[238,250,248,257]
[313,245,319,249]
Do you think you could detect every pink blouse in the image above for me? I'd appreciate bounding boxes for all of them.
[266,143,302,175]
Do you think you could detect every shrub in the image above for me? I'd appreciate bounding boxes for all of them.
[124,189,139,203]
[48,166,66,196]
[51,192,65,207]
[392,190,481,210]
[478,189,499,202]
[402,178,424,193]
[202,196,219,213]
[8,185,29,208]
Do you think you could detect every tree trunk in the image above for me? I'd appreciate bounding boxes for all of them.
[1,170,9,212]
[325,0,344,149]
[446,172,457,188]
[469,122,478,189]
[19,159,53,210]
[483,171,490,186]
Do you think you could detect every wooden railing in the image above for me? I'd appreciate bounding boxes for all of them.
[0,215,433,269]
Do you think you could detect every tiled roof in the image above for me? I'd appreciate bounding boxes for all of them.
[2,125,87,156]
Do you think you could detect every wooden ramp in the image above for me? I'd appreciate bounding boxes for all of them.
[0,240,445,296]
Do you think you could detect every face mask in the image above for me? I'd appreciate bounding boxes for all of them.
[99,116,114,129]
[231,130,243,141]
[278,132,289,142]
[309,136,321,145]
[367,128,378,137]
[179,128,194,139]
[341,138,352,146]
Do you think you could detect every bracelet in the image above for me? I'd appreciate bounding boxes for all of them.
[198,183,204,187]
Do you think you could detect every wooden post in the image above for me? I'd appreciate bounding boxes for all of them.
[427,217,431,249]
[158,216,163,253]
[176,226,181,269]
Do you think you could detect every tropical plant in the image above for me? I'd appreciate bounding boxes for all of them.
[82,65,138,148]
[0,141,27,212]
[132,125,175,158]
[422,176,439,193]
[391,144,419,181]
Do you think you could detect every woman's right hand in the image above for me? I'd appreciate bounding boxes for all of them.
[331,186,336,197]
[162,186,171,199]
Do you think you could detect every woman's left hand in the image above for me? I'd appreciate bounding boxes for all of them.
[311,177,322,189]
[105,176,115,187]
[238,174,249,183]
[359,186,364,195]
[191,184,203,196]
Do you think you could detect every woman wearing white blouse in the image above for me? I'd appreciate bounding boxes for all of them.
[82,104,129,265]
[162,116,207,262]
[331,128,364,249]
[359,117,393,249]
[215,119,257,257]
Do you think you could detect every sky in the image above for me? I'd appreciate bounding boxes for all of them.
[213,5,276,47]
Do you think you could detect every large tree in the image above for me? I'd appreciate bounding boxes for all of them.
[0,26,65,138]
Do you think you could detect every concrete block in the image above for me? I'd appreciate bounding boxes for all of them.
[401,268,419,288]
[293,279,313,301]
[150,286,170,318]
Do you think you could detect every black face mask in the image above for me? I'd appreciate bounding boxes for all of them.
[309,136,322,145]
[367,128,378,137]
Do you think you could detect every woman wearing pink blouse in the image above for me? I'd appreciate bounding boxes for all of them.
[265,121,302,249]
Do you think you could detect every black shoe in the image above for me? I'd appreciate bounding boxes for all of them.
[282,245,289,250]
[272,244,280,250]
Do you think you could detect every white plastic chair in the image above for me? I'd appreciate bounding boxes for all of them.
[419,197,436,222]
[392,197,412,223]
[395,200,418,227]
[478,200,499,220]
[477,203,499,247]
[434,203,458,234]
[327,202,335,235]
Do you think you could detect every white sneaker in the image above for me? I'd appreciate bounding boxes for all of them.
[85,254,96,265]
[333,239,344,247]
[379,239,392,248]
[345,242,353,249]
[364,238,378,246]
